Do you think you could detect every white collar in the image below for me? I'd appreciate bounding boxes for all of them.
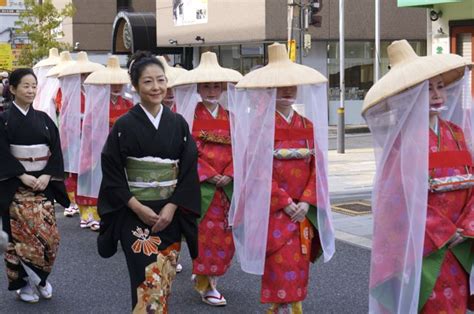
[206,104,219,119]
[430,116,439,135]
[277,109,294,123]
[139,104,163,130]
[13,101,30,116]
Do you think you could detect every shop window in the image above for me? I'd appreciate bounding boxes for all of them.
[327,40,426,101]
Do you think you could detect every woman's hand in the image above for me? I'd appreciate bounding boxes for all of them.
[207,175,223,185]
[33,174,51,191]
[128,197,160,226]
[283,202,298,217]
[216,175,232,188]
[291,202,310,223]
[448,228,466,248]
[152,203,178,233]
[18,174,37,189]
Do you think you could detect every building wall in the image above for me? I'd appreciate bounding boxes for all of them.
[156,0,268,46]
[132,0,155,12]
[71,0,116,51]
[309,0,427,41]
[53,0,151,52]
[429,1,473,55]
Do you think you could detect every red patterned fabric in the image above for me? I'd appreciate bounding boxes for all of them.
[109,96,133,128]
[74,95,132,206]
[421,119,474,313]
[192,103,235,276]
[261,111,319,304]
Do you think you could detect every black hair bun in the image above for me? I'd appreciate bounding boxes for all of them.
[127,51,155,73]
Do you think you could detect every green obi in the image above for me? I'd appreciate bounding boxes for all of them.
[126,157,179,201]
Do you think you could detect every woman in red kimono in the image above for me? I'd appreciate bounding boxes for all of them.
[109,84,133,127]
[157,56,187,113]
[172,52,242,306]
[231,43,335,313]
[56,52,104,229]
[362,39,474,313]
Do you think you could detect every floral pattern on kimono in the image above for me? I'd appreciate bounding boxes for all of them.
[192,103,235,276]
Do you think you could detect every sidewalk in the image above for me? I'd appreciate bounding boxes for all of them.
[328,140,375,250]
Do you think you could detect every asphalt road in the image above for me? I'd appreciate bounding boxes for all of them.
[1,207,371,314]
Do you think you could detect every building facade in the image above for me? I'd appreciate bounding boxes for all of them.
[154,0,427,124]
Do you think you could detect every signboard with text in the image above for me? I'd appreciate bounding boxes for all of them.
[173,0,208,26]
[0,43,13,71]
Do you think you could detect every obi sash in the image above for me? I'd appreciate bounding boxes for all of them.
[429,150,474,193]
[10,144,50,172]
[192,119,231,145]
[273,148,314,160]
[125,157,179,201]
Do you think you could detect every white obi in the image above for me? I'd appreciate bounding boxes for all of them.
[10,144,50,172]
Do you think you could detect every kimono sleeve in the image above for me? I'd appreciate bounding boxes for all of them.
[223,158,233,178]
[169,116,201,217]
[42,113,65,179]
[299,155,317,206]
[97,123,133,217]
[196,138,219,182]
[270,176,293,214]
[424,203,457,253]
[456,196,474,238]
[0,112,25,180]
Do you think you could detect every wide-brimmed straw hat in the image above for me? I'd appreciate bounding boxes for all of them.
[46,51,74,77]
[84,56,130,85]
[362,39,472,114]
[172,52,242,87]
[236,43,327,89]
[33,48,60,69]
[156,56,188,88]
[58,51,104,78]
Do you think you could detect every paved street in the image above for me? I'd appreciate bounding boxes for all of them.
[1,130,375,313]
[1,209,371,313]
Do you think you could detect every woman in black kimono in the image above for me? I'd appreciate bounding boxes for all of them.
[97,51,200,313]
[0,68,69,303]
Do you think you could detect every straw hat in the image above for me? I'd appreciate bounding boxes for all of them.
[236,43,327,89]
[46,51,74,77]
[156,56,188,88]
[58,51,104,78]
[33,48,60,68]
[172,52,242,87]
[362,39,471,114]
[84,56,130,85]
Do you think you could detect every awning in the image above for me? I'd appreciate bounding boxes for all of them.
[398,0,464,8]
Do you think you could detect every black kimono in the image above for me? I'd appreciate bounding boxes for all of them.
[98,105,200,310]
[0,103,69,290]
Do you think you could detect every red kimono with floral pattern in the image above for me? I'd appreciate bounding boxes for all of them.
[420,119,474,313]
[192,103,235,276]
[261,111,321,304]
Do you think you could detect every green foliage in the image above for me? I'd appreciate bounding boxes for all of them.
[15,0,75,67]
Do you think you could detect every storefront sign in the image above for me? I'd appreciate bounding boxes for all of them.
[173,0,208,26]
[0,43,13,71]
[398,0,464,7]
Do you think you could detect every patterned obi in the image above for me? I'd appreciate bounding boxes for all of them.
[273,148,314,160]
[429,150,474,193]
[192,119,231,145]
[10,144,50,172]
[126,157,179,201]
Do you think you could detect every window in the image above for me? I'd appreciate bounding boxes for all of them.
[327,40,426,101]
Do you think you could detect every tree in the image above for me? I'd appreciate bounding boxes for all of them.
[15,0,75,67]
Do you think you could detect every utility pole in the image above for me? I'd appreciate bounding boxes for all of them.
[337,0,345,154]
[374,0,380,82]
